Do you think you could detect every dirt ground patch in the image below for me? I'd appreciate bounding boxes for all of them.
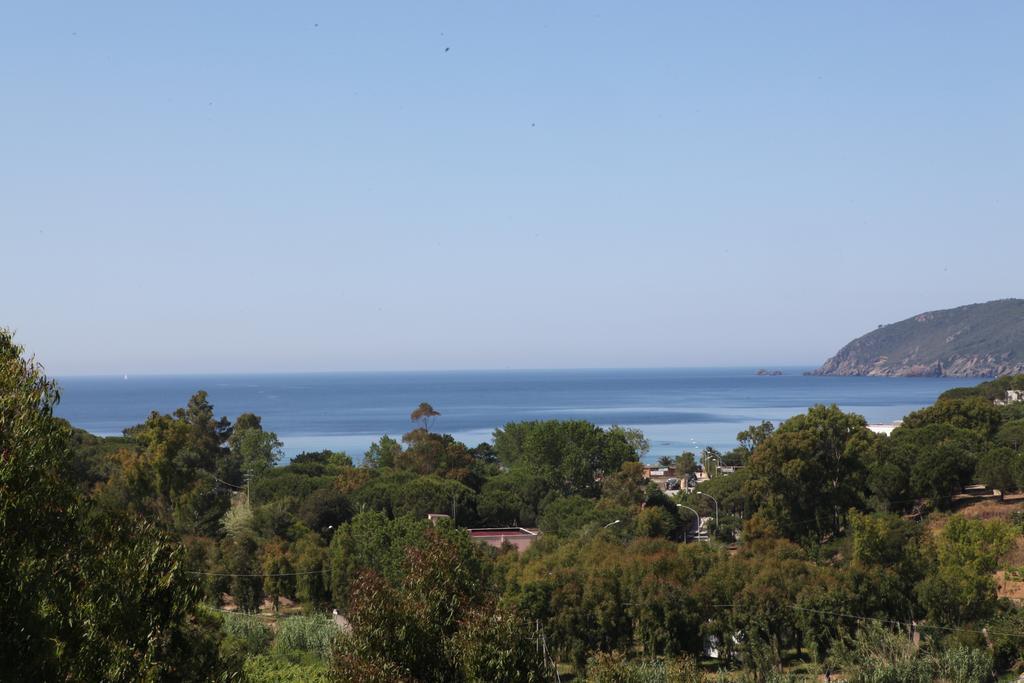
[924,495,1024,536]
[996,562,1024,603]
[957,496,1024,522]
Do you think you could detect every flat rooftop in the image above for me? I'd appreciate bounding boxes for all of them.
[467,527,539,538]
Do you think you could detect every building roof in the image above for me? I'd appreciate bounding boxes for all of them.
[467,527,539,539]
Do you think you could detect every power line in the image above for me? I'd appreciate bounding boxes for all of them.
[208,474,245,490]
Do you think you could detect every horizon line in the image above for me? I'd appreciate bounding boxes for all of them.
[54,363,820,380]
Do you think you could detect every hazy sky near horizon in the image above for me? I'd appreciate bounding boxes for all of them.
[3,2,1023,375]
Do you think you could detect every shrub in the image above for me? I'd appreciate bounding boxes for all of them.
[220,611,272,659]
[273,614,337,658]
[243,653,330,683]
[585,651,703,682]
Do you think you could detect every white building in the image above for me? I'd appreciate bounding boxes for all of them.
[995,389,1024,406]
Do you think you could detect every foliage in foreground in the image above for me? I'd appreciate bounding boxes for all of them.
[331,525,546,682]
[829,621,993,683]
[0,330,229,681]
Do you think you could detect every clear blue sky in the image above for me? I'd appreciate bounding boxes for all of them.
[3,2,1022,375]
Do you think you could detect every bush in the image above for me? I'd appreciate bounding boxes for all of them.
[220,611,272,659]
[243,653,330,683]
[635,507,675,538]
[585,651,703,682]
[831,622,993,683]
[273,614,337,658]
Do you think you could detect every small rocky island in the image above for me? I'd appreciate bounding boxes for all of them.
[811,299,1024,378]
[755,369,784,376]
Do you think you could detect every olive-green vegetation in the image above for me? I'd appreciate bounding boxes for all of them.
[0,330,228,681]
[7,329,1024,681]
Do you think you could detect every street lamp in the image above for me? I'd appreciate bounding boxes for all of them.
[675,504,703,542]
[603,519,621,529]
[696,491,719,532]
[704,453,721,478]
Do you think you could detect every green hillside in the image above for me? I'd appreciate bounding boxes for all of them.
[812,299,1024,377]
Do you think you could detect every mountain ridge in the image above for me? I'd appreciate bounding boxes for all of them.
[811,299,1024,377]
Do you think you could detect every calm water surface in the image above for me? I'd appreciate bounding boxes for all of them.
[54,368,981,462]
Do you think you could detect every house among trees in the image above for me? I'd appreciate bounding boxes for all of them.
[995,389,1024,405]
[642,465,675,479]
[466,527,540,552]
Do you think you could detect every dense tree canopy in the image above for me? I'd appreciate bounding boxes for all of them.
[743,404,870,543]
[493,419,642,496]
[0,330,227,680]
[9,326,1024,681]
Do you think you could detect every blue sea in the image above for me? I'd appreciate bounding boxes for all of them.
[53,368,981,463]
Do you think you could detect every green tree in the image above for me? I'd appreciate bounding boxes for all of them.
[675,451,697,475]
[452,607,546,682]
[476,469,548,527]
[635,506,675,538]
[996,418,1024,451]
[874,423,983,509]
[976,446,1020,494]
[293,536,331,610]
[224,536,264,612]
[0,330,227,680]
[363,434,402,468]
[602,461,649,507]
[230,425,283,482]
[608,425,651,460]
[493,420,639,497]
[917,565,997,627]
[397,430,477,484]
[909,441,965,509]
[916,517,1013,627]
[328,511,429,610]
[390,475,477,524]
[743,405,870,543]
[331,527,503,682]
[737,420,775,454]
[298,485,353,535]
[262,543,296,612]
[902,396,1002,439]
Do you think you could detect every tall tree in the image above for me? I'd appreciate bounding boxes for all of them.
[410,402,441,431]
[0,330,226,680]
[743,405,870,543]
[493,420,639,497]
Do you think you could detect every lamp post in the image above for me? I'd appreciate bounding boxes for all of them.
[696,491,719,533]
[704,453,721,478]
[676,504,703,542]
[603,519,621,529]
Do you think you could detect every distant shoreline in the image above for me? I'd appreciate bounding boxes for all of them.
[54,368,981,463]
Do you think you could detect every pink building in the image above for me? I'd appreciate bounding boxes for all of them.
[466,527,540,553]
